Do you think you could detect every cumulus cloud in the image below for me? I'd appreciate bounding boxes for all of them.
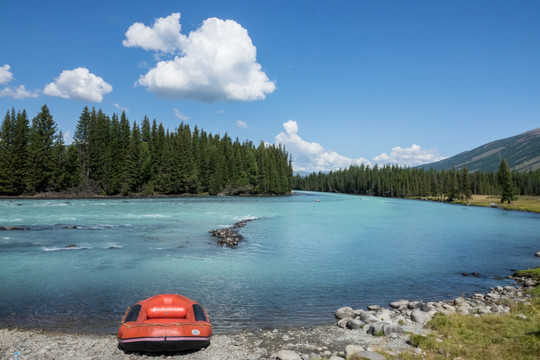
[43,67,112,102]
[0,85,39,99]
[374,144,445,166]
[236,120,248,129]
[125,13,276,102]
[174,108,188,120]
[63,130,73,145]
[123,13,186,53]
[113,103,129,112]
[0,64,13,84]
[275,120,371,172]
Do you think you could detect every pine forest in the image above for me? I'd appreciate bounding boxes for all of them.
[0,105,293,196]
[293,164,540,200]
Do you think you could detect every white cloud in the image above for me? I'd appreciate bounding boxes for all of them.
[123,13,187,53]
[216,109,225,114]
[174,108,188,120]
[113,103,129,112]
[0,85,39,99]
[43,67,112,102]
[63,130,73,145]
[236,120,248,128]
[0,64,13,84]
[275,120,371,172]
[374,144,445,167]
[125,13,276,102]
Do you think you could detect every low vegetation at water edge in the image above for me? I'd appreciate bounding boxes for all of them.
[401,267,540,360]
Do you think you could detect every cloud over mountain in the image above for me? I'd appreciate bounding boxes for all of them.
[275,120,371,172]
[374,144,445,166]
[43,67,112,102]
[125,13,276,102]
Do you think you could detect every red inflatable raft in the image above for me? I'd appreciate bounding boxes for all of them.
[117,294,212,352]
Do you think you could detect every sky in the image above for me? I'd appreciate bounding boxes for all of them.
[1,0,538,172]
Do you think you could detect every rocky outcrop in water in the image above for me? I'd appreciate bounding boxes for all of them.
[209,218,255,247]
[0,226,28,230]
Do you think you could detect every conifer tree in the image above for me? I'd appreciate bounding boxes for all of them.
[497,159,514,204]
[0,110,14,193]
[26,105,58,193]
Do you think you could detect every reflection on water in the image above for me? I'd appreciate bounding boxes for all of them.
[0,192,539,334]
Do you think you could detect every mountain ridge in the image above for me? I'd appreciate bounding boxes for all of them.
[419,128,540,172]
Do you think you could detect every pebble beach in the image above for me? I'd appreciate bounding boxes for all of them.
[1,273,535,360]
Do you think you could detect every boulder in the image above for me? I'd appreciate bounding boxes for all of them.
[367,305,380,311]
[453,297,466,306]
[335,306,355,319]
[411,309,432,323]
[407,300,424,309]
[535,251,540,257]
[355,351,386,360]
[374,308,393,322]
[346,319,365,330]
[337,317,353,328]
[276,349,301,360]
[307,354,322,360]
[382,323,404,336]
[367,322,387,336]
[359,311,380,324]
[390,299,409,308]
[345,345,365,358]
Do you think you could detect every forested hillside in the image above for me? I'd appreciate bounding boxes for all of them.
[419,128,540,172]
[293,165,540,200]
[0,105,293,196]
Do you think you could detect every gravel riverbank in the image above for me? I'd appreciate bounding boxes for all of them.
[1,274,536,360]
[0,322,424,360]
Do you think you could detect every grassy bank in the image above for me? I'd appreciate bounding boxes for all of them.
[400,268,540,360]
[453,194,540,213]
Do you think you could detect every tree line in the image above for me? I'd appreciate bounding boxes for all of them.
[0,105,293,196]
[292,162,540,201]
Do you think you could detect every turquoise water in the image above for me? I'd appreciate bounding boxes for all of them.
[0,192,539,334]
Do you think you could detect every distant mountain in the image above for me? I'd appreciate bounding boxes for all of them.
[419,128,540,172]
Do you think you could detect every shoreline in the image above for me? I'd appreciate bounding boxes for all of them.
[1,273,536,360]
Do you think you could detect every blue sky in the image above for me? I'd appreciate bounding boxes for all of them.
[1,1,538,172]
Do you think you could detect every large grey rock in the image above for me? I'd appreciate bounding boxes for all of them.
[367,304,380,311]
[355,350,386,360]
[407,300,424,309]
[367,321,387,336]
[390,299,409,308]
[374,308,393,322]
[382,323,404,336]
[346,319,365,330]
[486,292,500,301]
[307,353,322,360]
[337,317,354,328]
[276,349,302,360]
[359,311,380,323]
[411,309,433,323]
[335,306,355,319]
[453,297,466,306]
[535,251,540,257]
[345,344,365,358]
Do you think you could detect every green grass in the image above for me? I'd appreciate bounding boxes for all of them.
[459,195,540,213]
[399,267,540,360]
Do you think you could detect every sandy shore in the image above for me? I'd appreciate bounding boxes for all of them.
[0,321,425,360]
